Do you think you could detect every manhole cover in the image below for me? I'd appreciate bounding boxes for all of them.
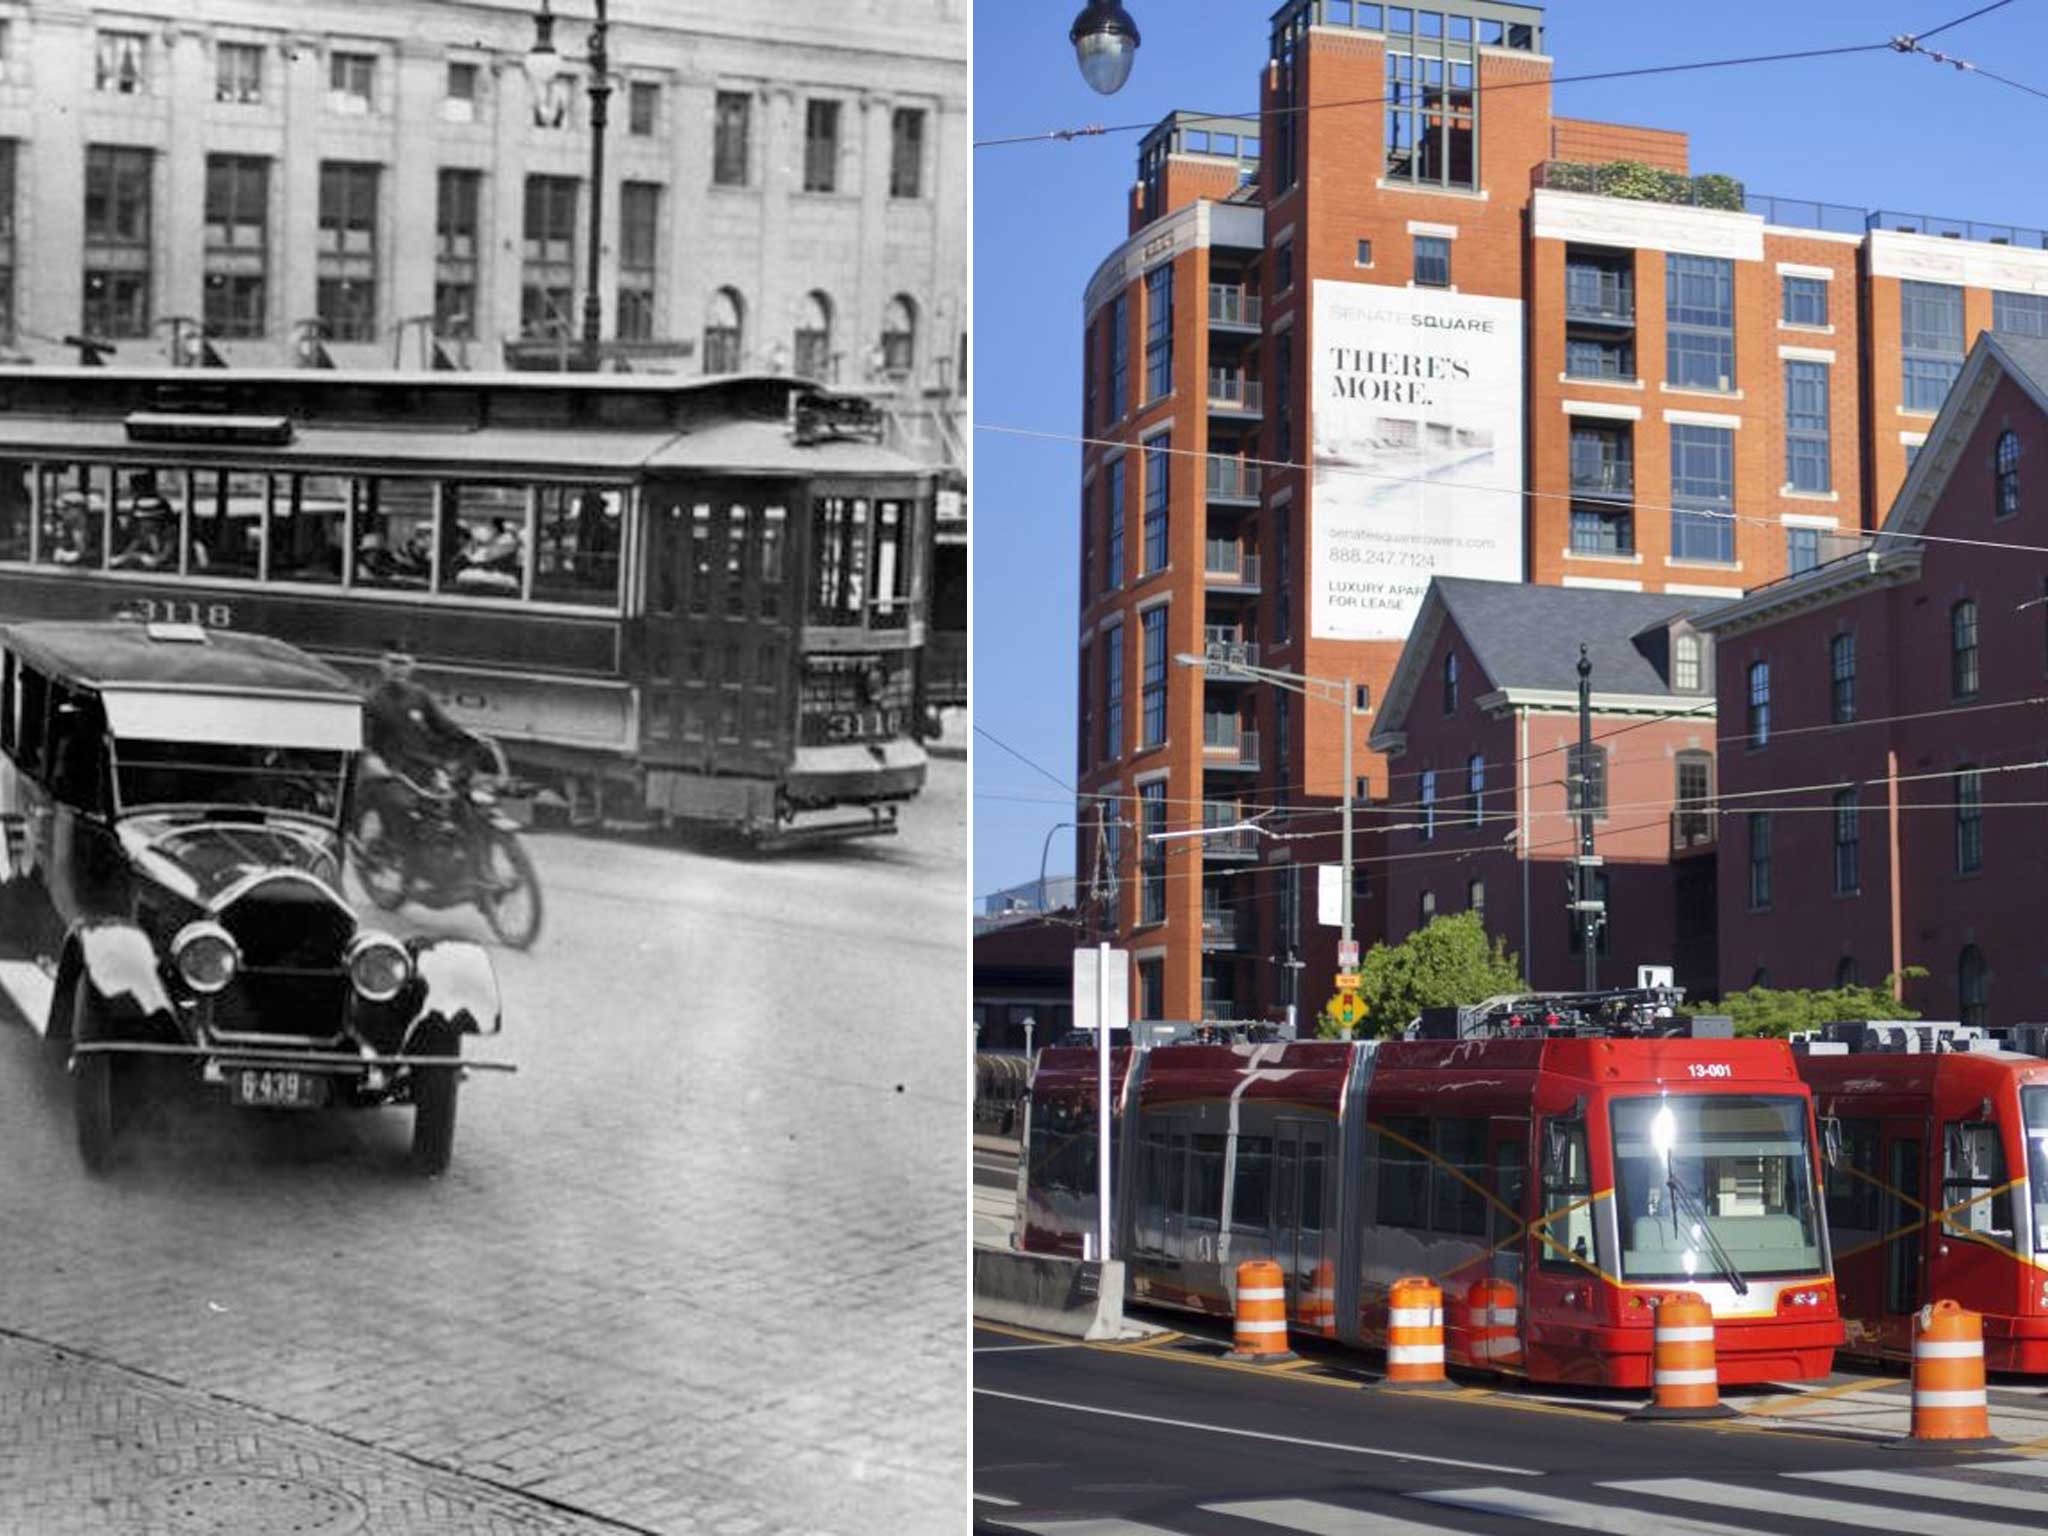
[148,1473,365,1536]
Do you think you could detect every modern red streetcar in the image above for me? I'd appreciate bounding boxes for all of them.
[1795,1020,2048,1372]
[1020,990,1843,1388]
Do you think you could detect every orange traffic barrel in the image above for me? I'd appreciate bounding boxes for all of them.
[1382,1276,1453,1389]
[1300,1258,1337,1339]
[1225,1258,1294,1363]
[1629,1292,1737,1421]
[1466,1278,1522,1369]
[1902,1300,2000,1446]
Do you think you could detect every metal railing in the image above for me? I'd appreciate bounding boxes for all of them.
[1866,209,2048,248]
[1744,193,1871,235]
[1209,286,1263,327]
[1203,631,1260,669]
[1569,461,1634,499]
[1205,543,1261,587]
[1202,727,1260,768]
[1564,279,1633,325]
[1208,371,1263,412]
[1206,458,1264,499]
[1201,908,1239,948]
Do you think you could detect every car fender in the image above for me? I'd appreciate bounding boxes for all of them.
[56,921,179,1044]
[403,936,501,1046]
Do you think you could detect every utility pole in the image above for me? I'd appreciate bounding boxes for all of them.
[1574,644,1601,990]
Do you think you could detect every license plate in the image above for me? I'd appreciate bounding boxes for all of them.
[228,1068,328,1109]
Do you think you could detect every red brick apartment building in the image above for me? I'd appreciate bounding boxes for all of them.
[1695,331,2048,1026]
[1070,0,2048,1026]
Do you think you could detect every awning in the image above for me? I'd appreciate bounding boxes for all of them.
[101,690,363,751]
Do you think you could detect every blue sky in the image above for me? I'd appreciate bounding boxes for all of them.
[971,0,2048,902]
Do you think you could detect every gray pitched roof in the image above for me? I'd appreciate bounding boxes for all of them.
[1987,330,2048,403]
[1433,577,1724,696]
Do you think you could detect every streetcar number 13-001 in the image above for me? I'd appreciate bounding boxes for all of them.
[1687,1063,1733,1079]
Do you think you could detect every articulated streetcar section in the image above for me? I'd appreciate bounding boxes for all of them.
[975,987,2048,1530]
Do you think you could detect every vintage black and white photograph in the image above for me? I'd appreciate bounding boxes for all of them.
[0,2,967,1531]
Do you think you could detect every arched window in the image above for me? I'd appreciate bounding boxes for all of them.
[1959,944,1988,1029]
[1995,429,2021,519]
[1951,598,1979,699]
[1467,752,1484,827]
[880,294,917,378]
[1747,660,1770,747]
[1673,631,1702,691]
[794,290,834,381]
[1443,650,1459,714]
[702,287,744,375]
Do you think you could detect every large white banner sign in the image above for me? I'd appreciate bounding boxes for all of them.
[1310,280,1524,642]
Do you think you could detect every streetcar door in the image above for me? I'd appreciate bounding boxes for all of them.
[1883,1132,1923,1352]
[1488,1119,1530,1367]
[1287,1122,1330,1335]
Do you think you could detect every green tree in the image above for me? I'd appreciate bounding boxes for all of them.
[1320,912,1525,1039]
[1716,969,1926,1038]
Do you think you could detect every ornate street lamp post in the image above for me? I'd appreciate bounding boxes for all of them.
[524,0,610,372]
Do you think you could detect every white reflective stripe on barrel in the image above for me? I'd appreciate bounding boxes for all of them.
[1913,1339,1984,1359]
[1235,1319,1290,1334]
[1388,1344,1445,1364]
[1912,1388,1988,1408]
[1238,1287,1288,1301]
[1655,1325,1715,1343]
[1477,1307,1519,1325]
[1472,1339,1522,1358]
[1654,1368,1719,1386]
[1389,1307,1442,1328]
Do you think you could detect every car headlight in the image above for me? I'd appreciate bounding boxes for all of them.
[173,922,240,995]
[346,932,412,1002]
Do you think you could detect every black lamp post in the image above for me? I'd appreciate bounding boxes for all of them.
[524,0,610,372]
[1070,1,1141,95]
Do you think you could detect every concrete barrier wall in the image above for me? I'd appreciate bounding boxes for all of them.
[974,1249,1126,1340]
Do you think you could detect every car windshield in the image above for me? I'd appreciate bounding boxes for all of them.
[111,739,347,821]
[2025,1087,2048,1254]
[1611,1094,1824,1283]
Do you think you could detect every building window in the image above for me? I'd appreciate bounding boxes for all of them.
[520,175,578,340]
[83,147,152,340]
[1567,743,1607,820]
[1080,494,1095,602]
[1384,38,1475,189]
[1275,329,1294,461]
[1994,290,2048,337]
[1106,457,1125,588]
[1274,504,1291,643]
[1077,642,1093,774]
[0,142,14,345]
[1277,242,1295,290]
[95,31,145,94]
[1952,599,1979,699]
[1108,294,1130,421]
[616,182,660,342]
[1954,765,1985,874]
[1443,651,1458,714]
[1747,660,1770,747]
[1748,812,1772,909]
[1831,631,1856,724]
[1565,334,1633,381]
[890,108,925,198]
[1675,751,1712,848]
[1144,264,1174,401]
[434,169,480,340]
[1782,274,1827,326]
[1787,526,1820,575]
[202,156,268,340]
[1959,945,1988,1029]
[1671,424,1734,562]
[1833,788,1860,894]
[1139,956,1164,1019]
[1141,607,1167,748]
[713,92,751,186]
[1420,769,1437,842]
[329,51,376,115]
[1666,254,1734,391]
[1570,421,1634,553]
[1467,878,1485,920]
[1785,360,1831,492]
[1355,238,1373,267]
[1103,624,1124,761]
[1467,753,1484,827]
[1413,235,1451,288]
[314,161,377,343]
[703,287,744,374]
[803,99,840,193]
[1140,782,1166,926]
[1420,889,1438,926]
[1084,321,1100,434]
[1901,281,1964,411]
[794,290,833,381]
[444,61,478,122]
[1142,438,1169,572]
[1995,430,2021,519]
[627,80,658,137]
[1674,632,1701,692]
[881,295,916,378]
[1836,955,1859,988]
[216,41,263,104]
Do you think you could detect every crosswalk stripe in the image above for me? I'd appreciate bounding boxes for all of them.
[1410,1485,1770,1535]
[1792,1467,2048,1514]
[1605,1475,2034,1535]
[1202,1497,1461,1535]
[1963,1457,2048,1478]
[974,1492,1021,1506]
[991,1521,1188,1535]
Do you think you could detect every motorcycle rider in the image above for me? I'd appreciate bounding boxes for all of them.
[362,652,495,853]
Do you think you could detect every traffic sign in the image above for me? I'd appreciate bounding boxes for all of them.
[1338,939,1360,970]
[1326,991,1368,1032]
[1336,971,1361,992]
[1073,947,1130,1031]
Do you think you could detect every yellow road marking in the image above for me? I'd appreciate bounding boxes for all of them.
[1742,1375,1901,1418]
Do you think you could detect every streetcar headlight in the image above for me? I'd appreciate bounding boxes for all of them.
[346,932,412,1002]
[173,922,240,995]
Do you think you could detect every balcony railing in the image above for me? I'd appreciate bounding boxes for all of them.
[1569,461,1634,499]
[1672,808,1716,853]
[1203,728,1260,769]
[1565,276,1634,325]
[1206,458,1264,500]
[1866,209,2048,247]
[1208,371,1263,413]
[1205,543,1261,588]
[1201,909,1239,949]
[1209,286,1263,327]
[1202,631,1260,670]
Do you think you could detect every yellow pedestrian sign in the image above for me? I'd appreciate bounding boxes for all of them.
[1326,990,1368,1032]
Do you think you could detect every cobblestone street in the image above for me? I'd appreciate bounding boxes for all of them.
[0,761,965,1535]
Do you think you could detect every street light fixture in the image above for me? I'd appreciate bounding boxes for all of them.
[1070,1,1141,95]
[524,0,610,372]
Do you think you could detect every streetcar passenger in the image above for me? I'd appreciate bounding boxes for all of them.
[47,491,97,566]
[110,500,175,570]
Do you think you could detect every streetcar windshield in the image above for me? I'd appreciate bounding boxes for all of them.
[1611,1095,1824,1282]
[2025,1087,2048,1254]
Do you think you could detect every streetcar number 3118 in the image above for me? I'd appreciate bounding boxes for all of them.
[1687,1063,1733,1079]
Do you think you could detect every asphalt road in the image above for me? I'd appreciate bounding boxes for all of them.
[0,758,965,1535]
[974,1322,2048,1535]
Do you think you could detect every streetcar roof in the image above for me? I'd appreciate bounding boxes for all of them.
[1,620,361,701]
[646,416,929,476]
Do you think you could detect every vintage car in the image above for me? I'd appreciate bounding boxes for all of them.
[0,619,506,1174]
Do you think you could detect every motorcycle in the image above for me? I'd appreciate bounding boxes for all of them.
[348,740,543,949]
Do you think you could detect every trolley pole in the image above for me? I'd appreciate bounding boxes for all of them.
[1095,939,1112,1264]
[1575,645,1599,991]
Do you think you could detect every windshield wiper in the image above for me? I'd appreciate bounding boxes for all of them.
[1665,1168,1749,1297]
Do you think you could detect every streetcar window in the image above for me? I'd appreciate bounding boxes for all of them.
[726,504,749,617]
[0,460,32,561]
[759,504,788,618]
[185,470,266,578]
[1822,1117,1881,1235]
[1942,1121,2014,1245]
[1431,1117,1489,1236]
[1539,1117,1593,1271]
[531,485,622,607]
[811,495,870,625]
[2023,1087,2048,1253]
[1375,1115,1429,1229]
[37,464,108,570]
[441,482,530,598]
[871,499,910,629]
[352,477,432,590]
[1190,1133,1227,1226]
[686,503,712,615]
[1300,1138,1325,1233]
[1231,1134,1273,1230]
[270,474,348,585]
[107,467,178,574]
